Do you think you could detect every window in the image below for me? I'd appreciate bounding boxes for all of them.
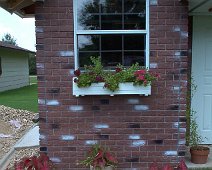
[0,57,2,76]
[74,0,149,68]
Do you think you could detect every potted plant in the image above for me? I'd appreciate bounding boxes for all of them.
[80,144,118,170]
[189,108,210,164]
[189,79,210,164]
[73,57,159,97]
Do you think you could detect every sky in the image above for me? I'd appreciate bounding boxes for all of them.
[0,7,36,51]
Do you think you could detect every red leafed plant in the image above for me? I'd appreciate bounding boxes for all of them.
[149,160,188,170]
[8,153,54,170]
[80,144,118,169]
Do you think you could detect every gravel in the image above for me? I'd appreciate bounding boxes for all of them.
[0,105,39,168]
[7,148,40,169]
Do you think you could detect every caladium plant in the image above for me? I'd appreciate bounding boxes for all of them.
[80,144,118,169]
[149,160,188,170]
[7,153,54,170]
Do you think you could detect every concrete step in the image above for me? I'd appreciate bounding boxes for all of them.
[14,125,39,149]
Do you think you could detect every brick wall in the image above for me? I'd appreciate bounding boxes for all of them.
[35,0,188,169]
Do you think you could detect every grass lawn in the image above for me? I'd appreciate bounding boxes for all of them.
[0,84,38,112]
[29,75,37,84]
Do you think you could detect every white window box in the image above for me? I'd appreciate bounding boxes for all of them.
[73,78,151,97]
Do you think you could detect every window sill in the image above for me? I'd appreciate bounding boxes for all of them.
[73,79,151,97]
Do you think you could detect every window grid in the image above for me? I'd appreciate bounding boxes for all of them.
[74,0,149,68]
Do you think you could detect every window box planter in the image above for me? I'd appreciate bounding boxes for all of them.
[73,78,151,97]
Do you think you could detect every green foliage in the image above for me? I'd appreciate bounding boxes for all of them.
[74,57,158,92]
[29,55,37,75]
[188,78,204,148]
[1,33,17,46]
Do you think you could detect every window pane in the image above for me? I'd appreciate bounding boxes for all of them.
[124,52,145,66]
[102,52,122,66]
[101,15,122,30]
[101,35,122,50]
[79,52,100,67]
[77,0,100,30]
[124,14,145,29]
[78,35,100,51]
[77,0,99,14]
[76,0,146,30]
[124,35,145,50]
[124,0,146,13]
[101,0,122,13]
[77,34,146,67]
[78,14,100,30]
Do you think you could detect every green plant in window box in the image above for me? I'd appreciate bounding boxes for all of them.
[74,57,159,92]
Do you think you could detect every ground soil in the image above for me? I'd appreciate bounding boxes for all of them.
[0,105,38,168]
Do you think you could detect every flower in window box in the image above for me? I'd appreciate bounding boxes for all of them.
[74,56,158,92]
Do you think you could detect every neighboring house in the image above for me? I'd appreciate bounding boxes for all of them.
[0,41,34,92]
[1,0,212,169]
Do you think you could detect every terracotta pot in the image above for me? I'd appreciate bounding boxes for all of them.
[190,146,210,164]
[90,166,113,170]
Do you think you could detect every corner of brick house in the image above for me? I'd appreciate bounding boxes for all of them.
[35,0,188,169]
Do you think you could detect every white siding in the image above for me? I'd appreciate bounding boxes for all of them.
[0,50,29,92]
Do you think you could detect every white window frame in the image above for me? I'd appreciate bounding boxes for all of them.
[73,0,149,69]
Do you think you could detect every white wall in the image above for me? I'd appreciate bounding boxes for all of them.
[0,49,29,92]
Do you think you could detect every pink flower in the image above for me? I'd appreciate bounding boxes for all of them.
[134,69,146,76]
[138,75,145,81]
[162,164,173,170]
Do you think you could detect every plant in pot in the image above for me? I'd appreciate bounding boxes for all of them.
[189,108,210,164]
[189,79,210,164]
[80,144,118,170]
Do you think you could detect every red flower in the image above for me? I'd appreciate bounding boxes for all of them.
[163,164,173,170]
[95,150,104,159]
[177,160,188,170]
[149,162,160,170]
[105,152,118,164]
[115,67,122,73]
[74,69,81,76]
[96,76,104,82]
[143,80,148,86]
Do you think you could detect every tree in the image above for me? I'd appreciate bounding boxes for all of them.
[29,55,37,75]
[1,33,17,46]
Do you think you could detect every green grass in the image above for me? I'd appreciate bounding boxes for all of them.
[0,84,38,112]
[29,75,37,84]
